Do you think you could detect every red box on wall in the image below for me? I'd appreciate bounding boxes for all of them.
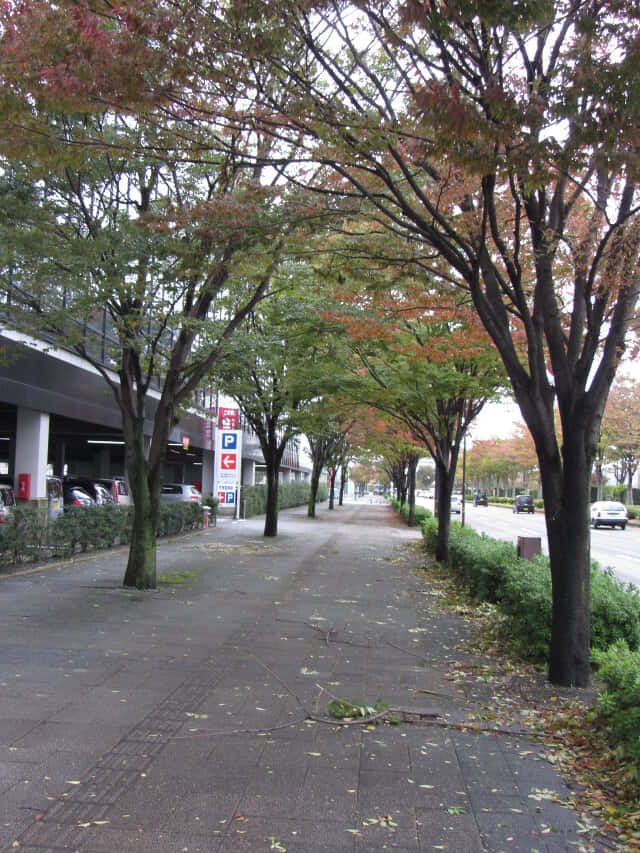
[17,473,31,500]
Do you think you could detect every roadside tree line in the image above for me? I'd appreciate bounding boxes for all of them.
[1,1,640,688]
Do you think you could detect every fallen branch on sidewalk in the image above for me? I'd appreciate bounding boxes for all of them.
[169,654,537,740]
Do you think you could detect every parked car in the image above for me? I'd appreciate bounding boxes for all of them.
[0,483,16,524]
[160,483,202,503]
[64,478,115,505]
[474,492,488,506]
[450,493,463,514]
[513,494,535,514]
[590,500,628,530]
[63,484,95,507]
[99,477,131,506]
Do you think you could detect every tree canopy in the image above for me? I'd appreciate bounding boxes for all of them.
[234,0,640,686]
[2,0,640,683]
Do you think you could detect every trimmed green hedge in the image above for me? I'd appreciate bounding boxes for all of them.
[391,498,433,527]
[420,516,640,786]
[0,502,205,569]
[239,481,327,518]
[593,642,640,765]
[488,495,544,510]
[420,517,640,659]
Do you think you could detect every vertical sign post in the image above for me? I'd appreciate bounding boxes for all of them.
[214,407,242,517]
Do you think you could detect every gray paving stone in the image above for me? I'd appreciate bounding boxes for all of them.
[0,505,614,853]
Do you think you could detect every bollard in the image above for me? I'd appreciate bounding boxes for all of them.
[203,508,209,528]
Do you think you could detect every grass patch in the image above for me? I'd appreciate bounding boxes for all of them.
[158,568,204,585]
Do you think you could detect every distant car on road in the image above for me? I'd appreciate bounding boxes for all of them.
[513,494,535,514]
[590,501,628,530]
[474,492,488,506]
[451,494,463,514]
[160,483,202,503]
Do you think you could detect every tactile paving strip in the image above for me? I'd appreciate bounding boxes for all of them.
[4,633,251,851]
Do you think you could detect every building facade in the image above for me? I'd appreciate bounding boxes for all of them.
[0,329,310,506]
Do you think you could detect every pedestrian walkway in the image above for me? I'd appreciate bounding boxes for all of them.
[0,502,607,852]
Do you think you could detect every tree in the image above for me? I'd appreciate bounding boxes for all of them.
[0,138,287,589]
[467,432,538,497]
[350,462,378,496]
[602,379,640,504]
[350,409,425,522]
[244,0,640,686]
[331,284,506,560]
[303,404,355,518]
[0,1,310,587]
[211,281,336,536]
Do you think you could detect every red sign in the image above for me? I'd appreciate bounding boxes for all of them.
[218,407,239,430]
[221,453,237,470]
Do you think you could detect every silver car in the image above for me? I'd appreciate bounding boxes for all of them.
[160,483,202,503]
[99,478,132,506]
[590,501,628,530]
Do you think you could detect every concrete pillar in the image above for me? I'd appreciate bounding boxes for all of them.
[242,459,256,486]
[97,447,111,478]
[15,408,50,503]
[52,440,66,478]
[201,448,214,497]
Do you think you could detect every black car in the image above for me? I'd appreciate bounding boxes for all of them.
[63,484,95,507]
[473,492,488,506]
[513,494,535,514]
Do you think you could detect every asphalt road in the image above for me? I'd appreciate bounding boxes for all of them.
[417,498,640,590]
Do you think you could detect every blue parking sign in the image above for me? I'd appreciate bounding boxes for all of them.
[221,433,238,450]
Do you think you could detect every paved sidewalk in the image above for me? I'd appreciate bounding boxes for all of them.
[0,502,607,852]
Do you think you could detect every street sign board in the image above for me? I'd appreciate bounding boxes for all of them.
[214,408,242,517]
[218,407,239,430]
[221,452,237,470]
[221,433,238,450]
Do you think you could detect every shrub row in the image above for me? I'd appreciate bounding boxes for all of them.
[487,495,544,510]
[420,516,640,774]
[391,498,433,527]
[421,517,640,657]
[593,642,640,765]
[0,502,205,568]
[239,480,327,518]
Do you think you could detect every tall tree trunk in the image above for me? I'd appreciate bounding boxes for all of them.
[122,429,160,589]
[264,455,280,537]
[594,461,603,502]
[434,461,453,563]
[539,430,592,687]
[328,463,336,510]
[407,454,418,526]
[307,457,323,518]
[119,366,175,590]
[338,463,347,506]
